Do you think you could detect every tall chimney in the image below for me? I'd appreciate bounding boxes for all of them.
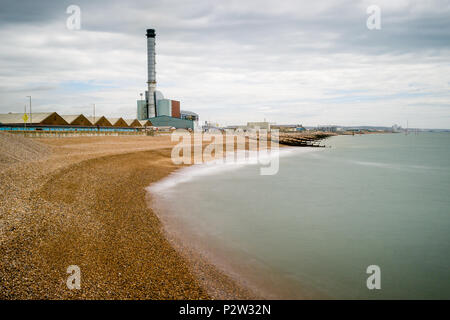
[146,29,156,118]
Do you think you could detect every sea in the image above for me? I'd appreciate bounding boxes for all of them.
[149,132,450,299]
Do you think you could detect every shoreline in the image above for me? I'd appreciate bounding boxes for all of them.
[0,132,334,299]
[146,145,333,300]
[0,135,210,299]
[0,134,273,299]
[148,193,260,299]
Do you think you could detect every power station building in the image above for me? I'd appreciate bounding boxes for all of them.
[137,29,198,130]
[1,28,198,133]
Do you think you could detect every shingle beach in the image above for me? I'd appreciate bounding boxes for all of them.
[0,133,254,299]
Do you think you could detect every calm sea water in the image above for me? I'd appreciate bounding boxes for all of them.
[150,133,450,299]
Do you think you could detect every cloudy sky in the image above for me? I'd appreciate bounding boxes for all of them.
[0,0,449,128]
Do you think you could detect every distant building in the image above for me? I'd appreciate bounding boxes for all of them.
[202,121,223,132]
[0,112,69,126]
[138,120,152,127]
[85,116,113,127]
[224,125,248,132]
[317,125,337,132]
[180,110,199,121]
[0,112,140,132]
[148,115,195,130]
[61,114,93,126]
[247,122,270,130]
[204,121,220,127]
[392,124,402,132]
[271,124,305,132]
[124,119,142,127]
[107,118,129,127]
[137,100,148,120]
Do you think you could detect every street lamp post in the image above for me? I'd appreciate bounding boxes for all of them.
[26,96,32,123]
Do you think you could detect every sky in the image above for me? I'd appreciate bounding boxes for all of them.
[0,0,449,128]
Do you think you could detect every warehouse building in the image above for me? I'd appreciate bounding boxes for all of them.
[61,114,93,126]
[0,112,143,132]
[125,119,142,127]
[138,120,152,127]
[107,117,129,127]
[85,116,113,127]
[0,112,69,126]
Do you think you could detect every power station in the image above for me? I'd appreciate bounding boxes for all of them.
[137,29,198,130]
[0,28,199,133]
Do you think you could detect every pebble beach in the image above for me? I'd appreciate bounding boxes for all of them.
[0,133,254,299]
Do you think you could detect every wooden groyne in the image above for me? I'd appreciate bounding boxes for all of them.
[276,132,336,147]
[247,131,336,147]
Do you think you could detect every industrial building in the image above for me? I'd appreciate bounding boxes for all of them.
[247,122,271,130]
[85,116,113,127]
[108,118,129,127]
[148,115,195,129]
[125,119,142,127]
[271,124,306,132]
[138,120,152,127]
[1,28,197,133]
[0,112,69,126]
[61,114,93,126]
[0,112,147,132]
[317,125,338,132]
[136,29,199,130]
[180,110,199,122]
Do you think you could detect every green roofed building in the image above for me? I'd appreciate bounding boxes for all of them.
[148,115,194,130]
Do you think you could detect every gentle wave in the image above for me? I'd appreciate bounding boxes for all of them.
[148,147,317,194]
[351,160,437,171]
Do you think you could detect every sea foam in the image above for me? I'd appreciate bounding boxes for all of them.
[148,147,316,194]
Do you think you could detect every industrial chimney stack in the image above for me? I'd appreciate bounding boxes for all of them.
[146,29,156,118]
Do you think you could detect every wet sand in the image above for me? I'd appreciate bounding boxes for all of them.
[0,135,253,299]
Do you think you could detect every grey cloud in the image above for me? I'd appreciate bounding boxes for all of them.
[0,85,56,93]
[0,0,64,25]
[0,0,449,127]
